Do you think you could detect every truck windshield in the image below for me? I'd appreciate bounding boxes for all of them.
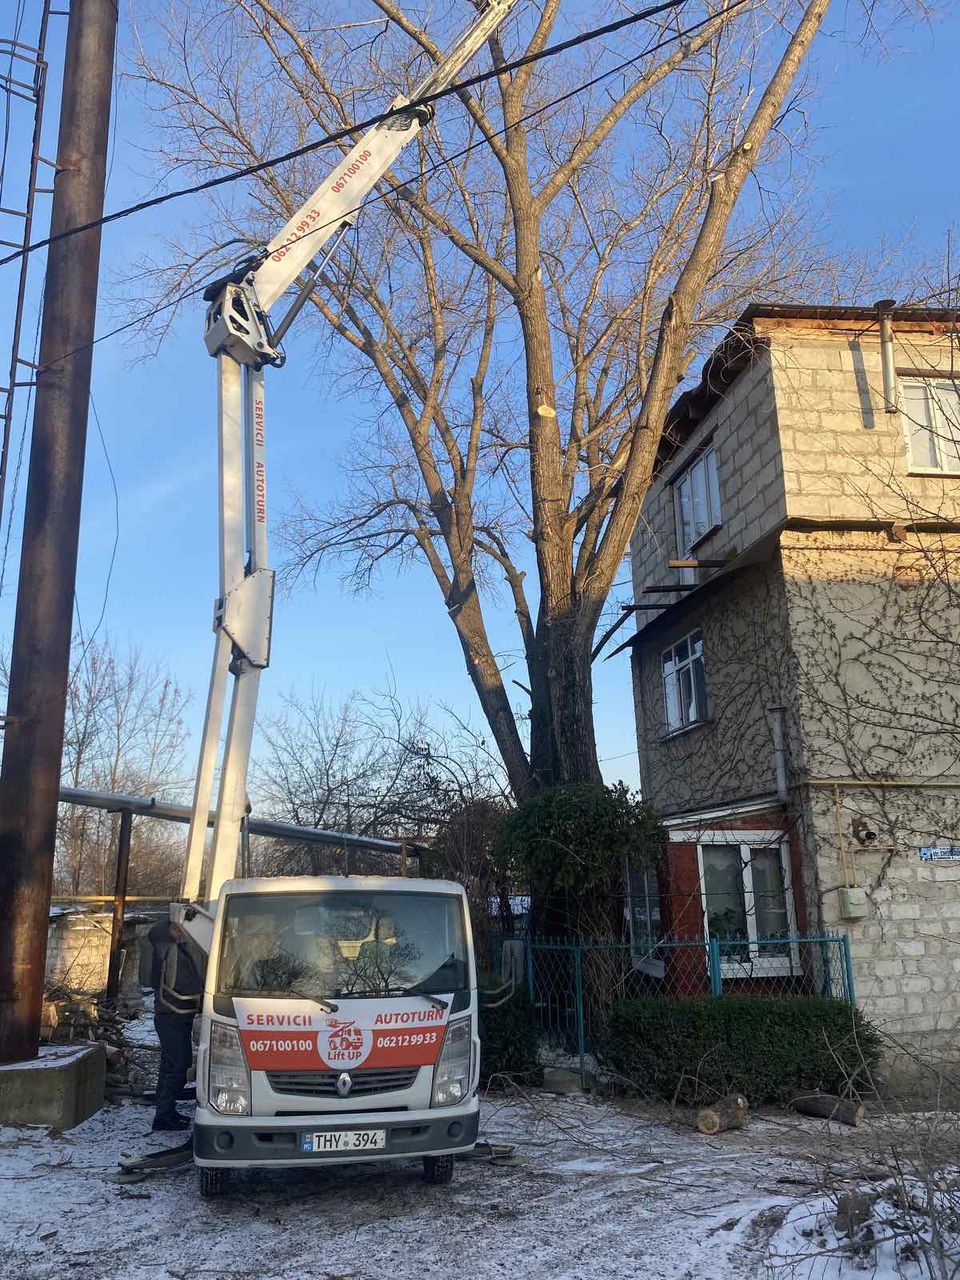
[216,891,468,1001]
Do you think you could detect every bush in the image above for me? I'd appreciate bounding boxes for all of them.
[479,992,543,1086]
[494,782,665,938]
[599,996,882,1106]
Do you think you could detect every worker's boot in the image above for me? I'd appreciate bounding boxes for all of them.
[152,1110,191,1132]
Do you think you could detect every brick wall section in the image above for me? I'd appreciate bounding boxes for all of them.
[45,914,112,994]
[627,313,960,1086]
[630,350,786,622]
[632,559,791,816]
[764,321,960,525]
[794,782,960,1083]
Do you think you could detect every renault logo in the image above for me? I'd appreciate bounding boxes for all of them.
[336,1071,353,1098]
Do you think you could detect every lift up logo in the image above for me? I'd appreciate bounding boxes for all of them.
[318,1018,373,1069]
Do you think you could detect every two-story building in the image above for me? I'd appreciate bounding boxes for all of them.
[623,303,960,1085]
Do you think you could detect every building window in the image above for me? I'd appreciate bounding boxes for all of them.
[674,445,721,562]
[901,378,960,474]
[661,630,707,733]
[626,862,664,977]
[696,834,797,976]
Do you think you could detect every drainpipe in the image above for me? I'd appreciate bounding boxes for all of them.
[876,298,898,413]
[768,705,789,803]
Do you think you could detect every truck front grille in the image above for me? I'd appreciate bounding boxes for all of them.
[265,1066,421,1098]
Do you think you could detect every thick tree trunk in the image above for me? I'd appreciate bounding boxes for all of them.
[545,615,602,785]
[450,592,537,802]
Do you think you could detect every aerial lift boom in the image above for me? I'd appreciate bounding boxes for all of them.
[179,0,522,912]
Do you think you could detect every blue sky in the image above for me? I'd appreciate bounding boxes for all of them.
[0,4,956,799]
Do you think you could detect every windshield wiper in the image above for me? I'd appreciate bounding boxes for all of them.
[334,986,448,1009]
[287,988,339,1013]
[406,990,449,1011]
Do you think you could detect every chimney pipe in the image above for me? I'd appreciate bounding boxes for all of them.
[875,298,898,413]
[768,705,789,803]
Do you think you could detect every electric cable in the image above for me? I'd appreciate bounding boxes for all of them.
[41,1,752,371]
[0,0,748,271]
[70,391,120,676]
[0,296,41,598]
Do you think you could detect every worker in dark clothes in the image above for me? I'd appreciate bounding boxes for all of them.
[148,919,205,1132]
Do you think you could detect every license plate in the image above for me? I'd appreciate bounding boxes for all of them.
[299,1128,387,1154]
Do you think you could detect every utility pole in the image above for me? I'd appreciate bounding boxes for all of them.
[0,0,118,1063]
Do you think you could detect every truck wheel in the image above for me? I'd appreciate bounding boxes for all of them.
[423,1154,455,1185]
[200,1167,231,1198]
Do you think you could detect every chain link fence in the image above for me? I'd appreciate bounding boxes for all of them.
[519,933,855,1084]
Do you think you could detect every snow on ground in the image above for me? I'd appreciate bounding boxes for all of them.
[768,1173,960,1280]
[0,1017,953,1280]
[0,1043,94,1072]
[122,1002,161,1049]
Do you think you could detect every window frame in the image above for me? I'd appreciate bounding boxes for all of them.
[900,376,960,477]
[692,830,799,978]
[673,444,722,582]
[661,628,707,735]
[625,861,664,978]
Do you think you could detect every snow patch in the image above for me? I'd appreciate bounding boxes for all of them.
[0,1043,95,1072]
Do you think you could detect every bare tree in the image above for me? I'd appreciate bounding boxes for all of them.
[5,637,193,895]
[129,0,901,798]
[254,685,508,874]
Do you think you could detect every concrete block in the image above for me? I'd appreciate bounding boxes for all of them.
[0,1042,105,1130]
[900,976,933,995]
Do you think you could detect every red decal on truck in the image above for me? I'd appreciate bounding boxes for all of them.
[233,997,452,1073]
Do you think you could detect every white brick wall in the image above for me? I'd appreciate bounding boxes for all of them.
[628,315,960,1089]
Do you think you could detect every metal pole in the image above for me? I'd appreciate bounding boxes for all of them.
[572,942,586,1089]
[105,809,132,1000]
[840,933,857,1007]
[708,937,723,998]
[0,0,117,1064]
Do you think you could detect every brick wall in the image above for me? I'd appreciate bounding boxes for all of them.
[794,782,960,1086]
[626,315,960,1087]
[765,320,960,525]
[45,914,113,994]
[630,349,786,622]
[632,558,791,816]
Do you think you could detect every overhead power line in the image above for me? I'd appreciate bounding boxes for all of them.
[43,1,753,370]
[0,0,736,271]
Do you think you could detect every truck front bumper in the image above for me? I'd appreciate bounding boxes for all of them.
[193,1097,479,1168]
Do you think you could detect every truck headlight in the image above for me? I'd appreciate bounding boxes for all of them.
[431,1016,473,1108]
[209,1022,250,1116]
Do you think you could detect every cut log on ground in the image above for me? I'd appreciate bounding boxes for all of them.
[697,1093,748,1135]
[790,1092,864,1126]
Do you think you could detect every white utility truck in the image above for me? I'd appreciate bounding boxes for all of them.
[170,0,522,1195]
[188,876,479,1195]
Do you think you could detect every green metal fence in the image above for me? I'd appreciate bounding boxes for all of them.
[523,932,855,1085]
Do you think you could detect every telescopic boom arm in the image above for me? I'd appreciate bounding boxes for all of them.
[180,0,522,906]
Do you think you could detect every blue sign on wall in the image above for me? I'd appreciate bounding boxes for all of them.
[919,847,960,862]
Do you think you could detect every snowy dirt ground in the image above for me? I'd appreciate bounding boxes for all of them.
[0,1021,954,1280]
